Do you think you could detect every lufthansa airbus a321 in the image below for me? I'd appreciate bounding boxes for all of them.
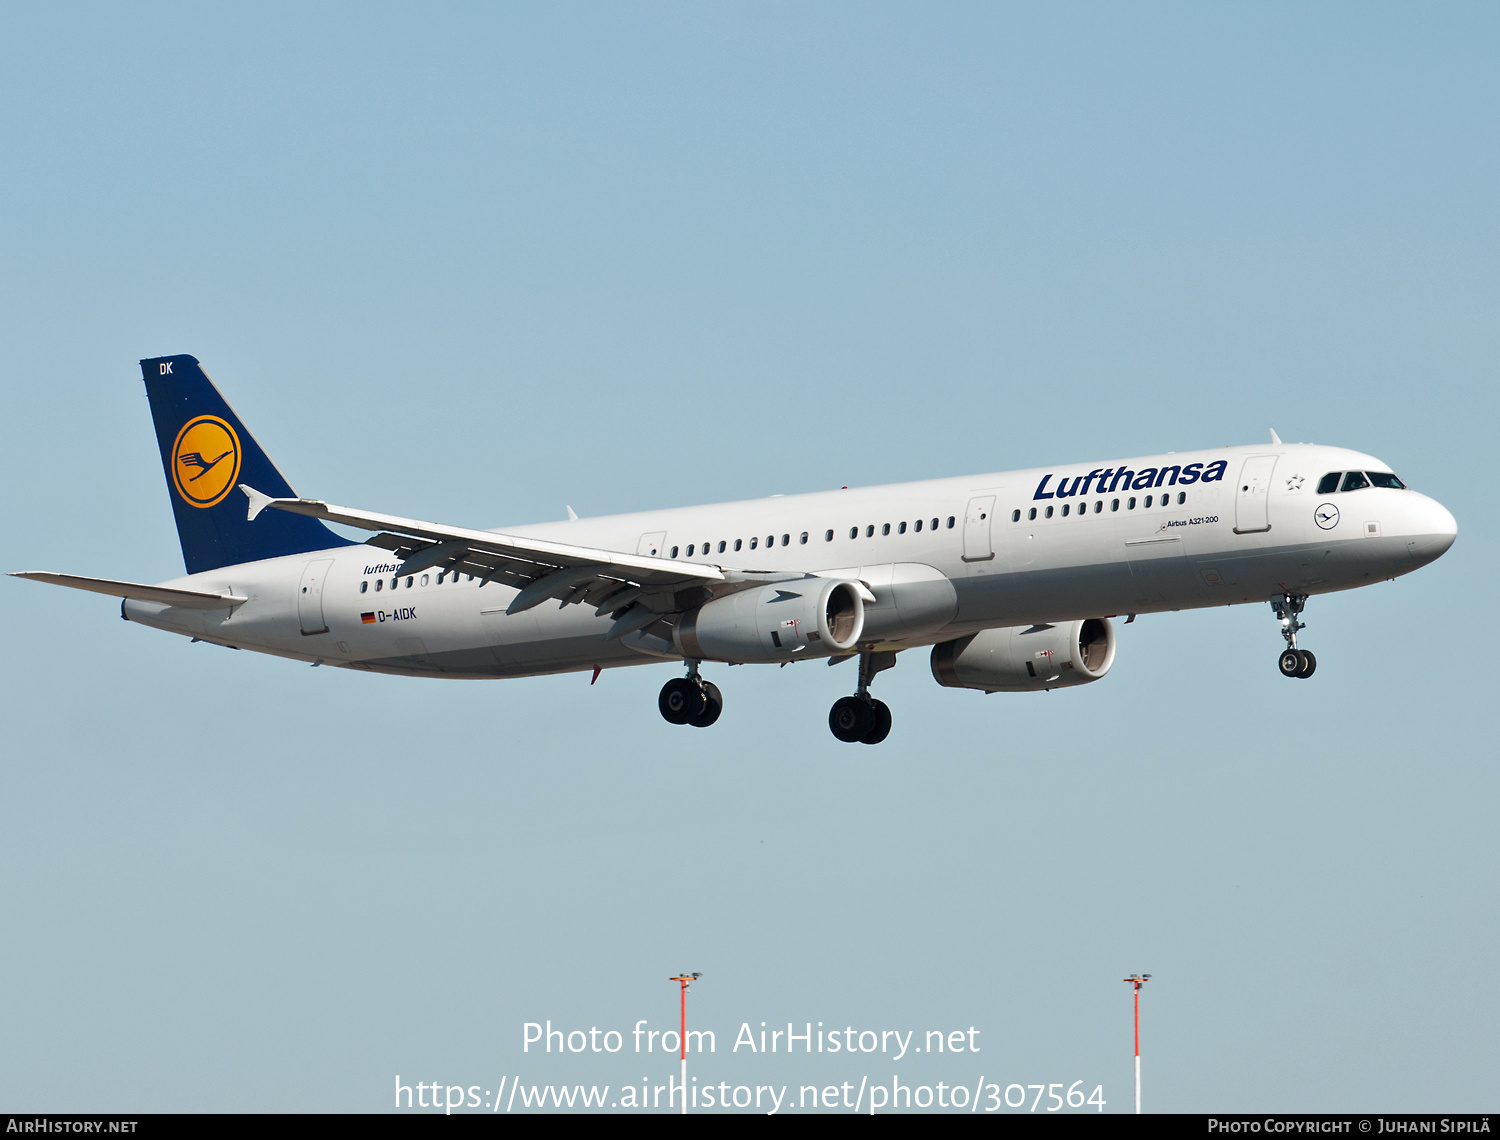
[14,355,1458,744]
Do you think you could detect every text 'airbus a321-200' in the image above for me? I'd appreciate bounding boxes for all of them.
[14,356,1457,744]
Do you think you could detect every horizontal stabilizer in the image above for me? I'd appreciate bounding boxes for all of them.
[10,571,247,610]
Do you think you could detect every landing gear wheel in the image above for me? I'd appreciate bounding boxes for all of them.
[689,681,723,727]
[659,677,705,725]
[829,696,875,743]
[860,699,892,745]
[1295,649,1316,679]
[1278,648,1303,678]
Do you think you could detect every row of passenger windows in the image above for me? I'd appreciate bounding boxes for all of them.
[360,571,474,593]
[1318,471,1406,494]
[670,516,958,559]
[1010,492,1186,522]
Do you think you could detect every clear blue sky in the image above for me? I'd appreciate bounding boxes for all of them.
[1,3,1494,1113]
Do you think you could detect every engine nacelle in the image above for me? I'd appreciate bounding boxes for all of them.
[674,579,865,664]
[930,618,1116,692]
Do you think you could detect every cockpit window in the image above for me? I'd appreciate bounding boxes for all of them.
[1341,471,1371,492]
[1366,471,1406,490]
[1317,472,1342,494]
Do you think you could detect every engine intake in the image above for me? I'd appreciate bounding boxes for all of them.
[930,618,1116,692]
[674,579,865,664]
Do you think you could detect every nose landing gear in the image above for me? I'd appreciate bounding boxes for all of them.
[1271,594,1316,679]
[828,650,896,744]
[659,662,723,728]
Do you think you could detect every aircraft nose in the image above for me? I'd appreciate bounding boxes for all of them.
[1427,498,1458,554]
[1407,495,1457,564]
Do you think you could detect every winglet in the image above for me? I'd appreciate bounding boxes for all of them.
[240,484,278,522]
[1269,429,1282,446]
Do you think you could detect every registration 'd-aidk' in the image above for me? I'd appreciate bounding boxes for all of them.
[15,356,1457,744]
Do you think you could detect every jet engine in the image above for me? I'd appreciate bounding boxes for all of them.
[674,579,865,664]
[930,618,1116,692]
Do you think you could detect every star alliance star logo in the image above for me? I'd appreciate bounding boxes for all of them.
[1285,474,1305,491]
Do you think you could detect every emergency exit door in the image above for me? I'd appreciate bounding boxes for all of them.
[1233,456,1278,534]
[962,495,996,562]
[298,558,334,635]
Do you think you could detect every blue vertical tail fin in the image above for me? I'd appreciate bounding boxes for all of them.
[141,354,353,574]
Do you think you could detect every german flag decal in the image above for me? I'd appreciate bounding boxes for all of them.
[361,612,376,624]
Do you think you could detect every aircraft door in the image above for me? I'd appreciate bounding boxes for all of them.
[1233,456,1278,534]
[962,495,996,562]
[637,531,666,557]
[298,558,334,635]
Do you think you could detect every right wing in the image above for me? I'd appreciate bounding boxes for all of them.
[242,485,732,637]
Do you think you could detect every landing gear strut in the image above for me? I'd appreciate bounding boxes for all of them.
[659,662,723,728]
[1271,594,1316,679]
[829,650,896,744]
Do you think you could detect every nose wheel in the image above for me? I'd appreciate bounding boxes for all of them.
[828,650,897,744]
[1271,594,1316,679]
[659,665,723,728]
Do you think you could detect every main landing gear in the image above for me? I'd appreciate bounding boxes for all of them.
[829,650,897,745]
[658,663,723,728]
[1271,593,1317,679]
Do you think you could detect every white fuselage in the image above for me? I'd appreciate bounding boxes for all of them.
[122,442,1457,679]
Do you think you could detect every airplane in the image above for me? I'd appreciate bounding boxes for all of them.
[13,355,1458,745]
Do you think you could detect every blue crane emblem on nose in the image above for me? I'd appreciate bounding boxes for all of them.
[1314,504,1340,530]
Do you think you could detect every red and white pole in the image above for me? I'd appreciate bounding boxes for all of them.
[669,973,700,1115]
[1124,974,1151,1113]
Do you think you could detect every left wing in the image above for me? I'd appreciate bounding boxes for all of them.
[242,485,727,638]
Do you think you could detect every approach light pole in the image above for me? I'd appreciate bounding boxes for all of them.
[1123,974,1151,1113]
[669,972,701,1115]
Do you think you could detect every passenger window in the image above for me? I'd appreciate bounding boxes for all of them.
[1095,501,1103,513]
[1062,504,1070,517]
[375,578,383,592]
[1145,494,1154,508]
[671,546,679,558]
[781,534,789,546]
[824,530,833,542]
[899,521,907,533]
[735,539,743,551]
[865,525,874,538]
[914,519,922,532]
[947,516,955,528]
[749,537,757,549]
[391,578,399,590]
[1028,507,1037,521]
[766,535,774,548]
[1045,506,1054,518]
[799,532,808,544]
[687,544,694,556]
[1012,509,1021,522]
[1111,499,1119,512]
[718,541,726,553]
[1128,497,1136,509]
[1317,472,1342,494]
[1367,472,1406,490]
[421,574,429,586]
[849,527,858,539]
[404,576,412,588]
[360,580,368,594]
[1177,492,1186,504]
[882,523,890,535]
[1341,471,1370,492]
[931,518,939,531]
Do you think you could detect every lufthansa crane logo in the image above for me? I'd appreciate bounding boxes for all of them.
[1314,503,1340,530]
[170,415,242,508]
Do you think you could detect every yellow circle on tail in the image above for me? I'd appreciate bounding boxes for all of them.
[171,416,242,508]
